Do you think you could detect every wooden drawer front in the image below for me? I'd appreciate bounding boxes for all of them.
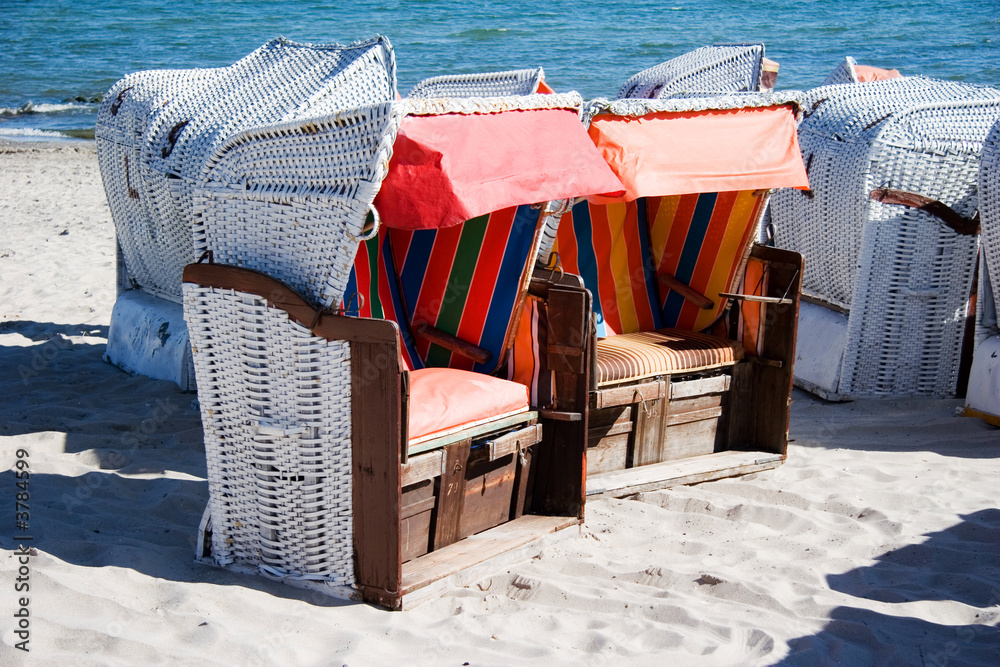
[587,406,633,475]
[401,479,435,563]
[632,375,731,466]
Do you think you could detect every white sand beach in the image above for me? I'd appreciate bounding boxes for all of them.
[1,140,998,666]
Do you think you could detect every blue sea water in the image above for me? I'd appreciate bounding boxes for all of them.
[1,0,997,140]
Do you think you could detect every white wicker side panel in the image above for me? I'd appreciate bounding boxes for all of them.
[979,119,1000,330]
[184,282,355,587]
[772,130,872,309]
[96,68,223,301]
[194,102,403,308]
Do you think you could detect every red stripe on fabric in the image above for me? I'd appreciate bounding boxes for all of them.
[354,241,373,318]
[412,224,464,359]
[658,194,698,279]
[390,228,413,271]
[622,200,657,331]
[676,191,738,329]
[590,204,623,334]
[453,207,517,371]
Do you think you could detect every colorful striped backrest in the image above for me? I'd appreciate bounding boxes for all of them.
[344,203,544,374]
[556,190,767,336]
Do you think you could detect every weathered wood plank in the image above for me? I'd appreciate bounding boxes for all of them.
[351,340,404,607]
[670,374,730,399]
[433,440,472,550]
[400,515,580,596]
[593,380,665,409]
[401,450,444,487]
[587,432,630,474]
[586,450,785,498]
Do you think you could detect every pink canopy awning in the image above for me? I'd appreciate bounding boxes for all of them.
[585,105,810,204]
[374,108,625,230]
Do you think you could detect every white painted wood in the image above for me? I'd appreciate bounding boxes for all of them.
[793,301,848,401]
[104,290,195,390]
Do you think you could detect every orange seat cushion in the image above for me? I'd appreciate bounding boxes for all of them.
[407,367,530,443]
[596,328,743,386]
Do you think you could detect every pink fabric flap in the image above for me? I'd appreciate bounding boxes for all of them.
[407,367,530,442]
[375,108,625,230]
[854,65,902,82]
[585,106,810,203]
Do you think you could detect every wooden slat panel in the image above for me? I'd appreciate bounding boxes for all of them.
[458,455,519,539]
[433,440,471,550]
[488,424,543,461]
[586,433,630,474]
[401,450,444,487]
[352,340,404,608]
[663,405,723,427]
[592,380,664,409]
[661,415,722,460]
[586,450,785,498]
[547,287,588,374]
[401,480,435,563]
[632,380,668,467]
[401,515,580,595]
[670,374,730,399]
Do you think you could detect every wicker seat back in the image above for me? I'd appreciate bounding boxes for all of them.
[979,120,1000,334]
[96,35,397,303]
[616,43,769,100]
[407,68,546,98]
[769,77,1000,397]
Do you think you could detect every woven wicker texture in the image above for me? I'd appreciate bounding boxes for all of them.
[194,102,404,308]
[769,77,1000,397]
[822,56,862,86]
[978,119,1000,343]
[96,35,397,303]
[183,281,355,586]
[616,43,766,100]
[407,68,545,98]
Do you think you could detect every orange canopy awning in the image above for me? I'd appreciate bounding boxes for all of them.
[375,107,625,230]
[585,105,810,203]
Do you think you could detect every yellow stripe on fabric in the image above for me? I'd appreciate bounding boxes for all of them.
[648,195,681,273]
[691,190,760,331]
[605,201,641,334]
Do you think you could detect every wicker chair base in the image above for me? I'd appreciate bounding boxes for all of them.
[104,290,195,391]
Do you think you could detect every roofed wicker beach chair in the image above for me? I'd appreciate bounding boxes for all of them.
[768,77,1000,399]
[964,119,1000,426]
[544,94,809,498]
[616,43,779,100]
[95,35,396,389]
[184,93,624,609]
[822,56,902,86]
[407,67,551,98]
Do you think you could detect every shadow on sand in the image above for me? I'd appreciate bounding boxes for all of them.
[777,510,1000,665]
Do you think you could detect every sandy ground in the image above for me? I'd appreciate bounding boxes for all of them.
[1,139,998,666]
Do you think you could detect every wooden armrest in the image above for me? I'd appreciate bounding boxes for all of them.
[658,273,715,310]
[414,323,491,365]
[869,188,980,236]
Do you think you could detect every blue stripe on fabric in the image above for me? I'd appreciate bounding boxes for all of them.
[474,204,537,373]
[635,197,663,331]
[571,200,607,338]
[380,232,423,370]
[398,228,435,317]
[662,193,716,326]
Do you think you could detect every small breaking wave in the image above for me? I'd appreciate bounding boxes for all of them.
[0,127,79,140]
[0,101,97,117]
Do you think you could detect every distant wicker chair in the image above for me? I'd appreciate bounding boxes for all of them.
[185,94,623,608]
[822,56,902,86]
[964,119,1000,425]
[407,67,549,97]
[769,77,1000,399]
[95,35,397,388]
[616,43,779,99]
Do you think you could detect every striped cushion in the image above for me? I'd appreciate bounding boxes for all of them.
[596,328,743,385]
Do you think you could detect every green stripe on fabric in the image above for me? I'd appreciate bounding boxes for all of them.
[425,214,489,367]
[366,236,383,320]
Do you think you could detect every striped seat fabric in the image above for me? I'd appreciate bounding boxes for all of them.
[596,329,743,386]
